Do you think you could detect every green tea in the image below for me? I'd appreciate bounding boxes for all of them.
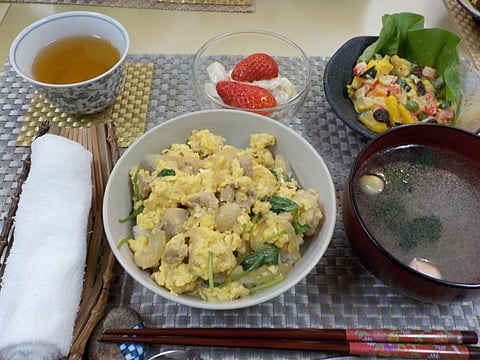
[32,35,120,84]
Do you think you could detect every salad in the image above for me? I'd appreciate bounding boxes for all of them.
[347,54,455,133]
[347,13,461,133]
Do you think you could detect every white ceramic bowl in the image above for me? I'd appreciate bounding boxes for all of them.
[9,11,129,114]
[103,110,336,310]
[192,30,311,122]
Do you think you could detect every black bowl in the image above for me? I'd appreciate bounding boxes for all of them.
[457,0,480,26]
[323,36,378,139]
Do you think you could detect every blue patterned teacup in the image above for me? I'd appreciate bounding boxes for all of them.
[9,11,129,115]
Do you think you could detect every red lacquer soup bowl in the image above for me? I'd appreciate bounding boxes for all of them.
[343,124,480,303]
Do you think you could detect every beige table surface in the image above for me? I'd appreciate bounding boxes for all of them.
[0,1,462,63]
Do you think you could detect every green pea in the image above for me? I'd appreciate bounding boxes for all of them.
[417,112,428,121]
[405,100,419,112]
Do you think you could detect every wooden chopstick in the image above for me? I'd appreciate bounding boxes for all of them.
[102,328,478,344]
[98,334,480,359]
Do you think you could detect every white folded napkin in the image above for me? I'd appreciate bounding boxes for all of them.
[0,134,92,360]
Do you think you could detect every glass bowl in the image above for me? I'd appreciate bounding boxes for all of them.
[192,30,311,122]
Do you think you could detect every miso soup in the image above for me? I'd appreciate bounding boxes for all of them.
[353,145,480,283]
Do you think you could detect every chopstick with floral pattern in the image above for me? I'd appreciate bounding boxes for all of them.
[100,328,480,359]
[102,328,477,344]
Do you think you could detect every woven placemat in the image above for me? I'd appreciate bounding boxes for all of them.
[2,54,480,360]
[15,62,154,148]
[443,0,480,69]
[0,0,254,12]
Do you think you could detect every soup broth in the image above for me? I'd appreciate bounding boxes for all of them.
[354,145,480,283]
[32,35,120,84]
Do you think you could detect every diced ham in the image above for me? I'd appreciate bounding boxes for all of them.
[387,83,402,97]
[424,102,438,116]
[422,66,437,80]
[436,108,454,124]
[353,62,368,77]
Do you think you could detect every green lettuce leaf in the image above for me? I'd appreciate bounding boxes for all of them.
[357,13,461,123]
[406,28,461,117]
[358,13,425,62]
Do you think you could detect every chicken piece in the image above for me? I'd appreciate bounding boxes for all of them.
[182,191,219,209]
[247,134,276,168]
[215,202,242,232]
[238,155,253,177]
[128,230,166,270]
[218,183,236,203]
[136,170,152,199]
[129,167,152,199]
[293,189,323,236]
[159,152,200,175]
[237,188,257,208]
[162,233,189,265]
[156,207,189,239]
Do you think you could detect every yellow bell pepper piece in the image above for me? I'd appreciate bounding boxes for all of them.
[423,79,436,93]
[374,56,394,76]
[366,59,378,69]
[350,76,363,89]
[385,95,402,126]
[358,110,389,133]
[391,55,411,78]
[398,103,417,124]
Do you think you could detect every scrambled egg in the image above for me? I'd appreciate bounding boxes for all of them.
[124,129,323,301]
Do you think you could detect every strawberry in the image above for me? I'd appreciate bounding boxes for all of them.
[216,81,277,113]
[231,53,279,82]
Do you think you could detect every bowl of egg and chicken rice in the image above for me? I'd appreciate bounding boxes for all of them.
[103,109,336,310]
